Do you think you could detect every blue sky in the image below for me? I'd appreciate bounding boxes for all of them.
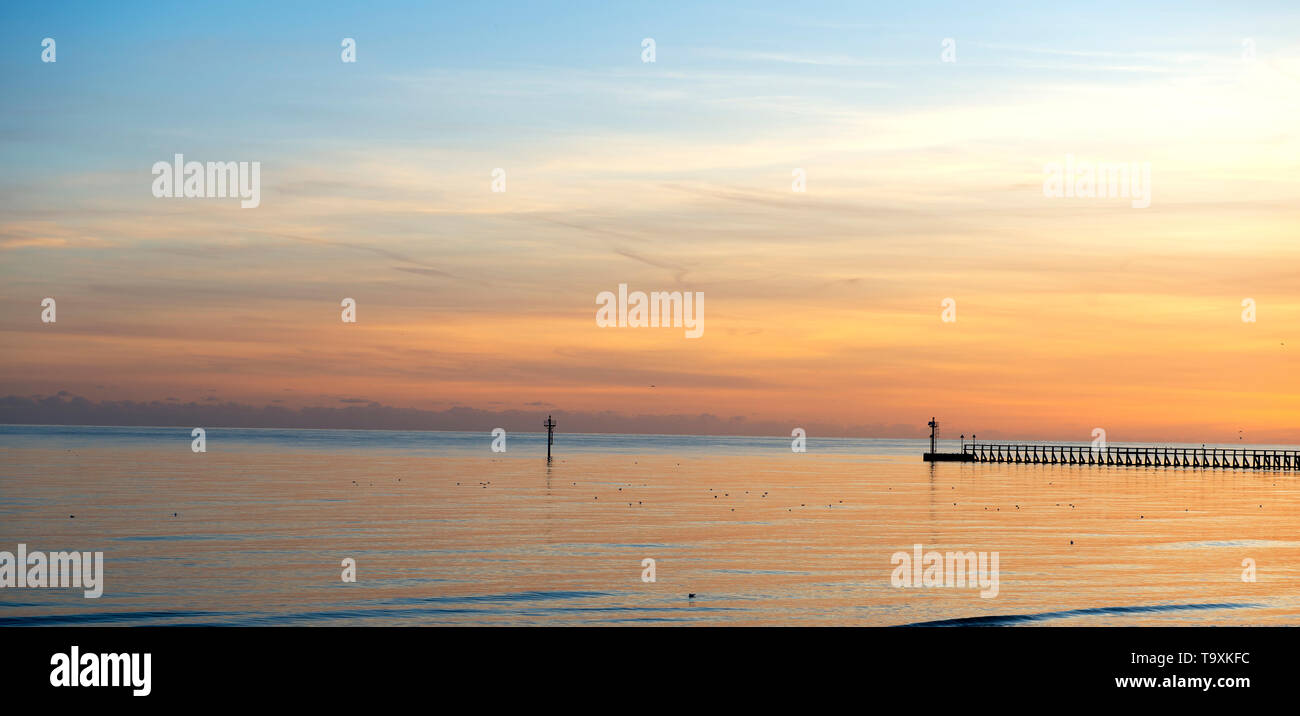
[6,0,1297,177]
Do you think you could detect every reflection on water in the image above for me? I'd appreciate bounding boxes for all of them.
[1,426,1297,625]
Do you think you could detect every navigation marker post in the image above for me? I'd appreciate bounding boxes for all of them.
[545,415,556,463]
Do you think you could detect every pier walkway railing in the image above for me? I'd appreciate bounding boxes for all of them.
[963,442,1300,469]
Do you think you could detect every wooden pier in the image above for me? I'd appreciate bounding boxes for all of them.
[961,442,1300,470]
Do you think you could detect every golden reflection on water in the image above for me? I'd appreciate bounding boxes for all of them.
[2,447,1298,625]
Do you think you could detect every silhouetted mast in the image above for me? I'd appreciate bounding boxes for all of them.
[544,415,556,462]
[923,417,972,462]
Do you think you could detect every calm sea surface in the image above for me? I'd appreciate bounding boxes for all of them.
[1,425,1297,626]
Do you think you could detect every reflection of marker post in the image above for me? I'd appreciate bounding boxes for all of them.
[545,415,556,463]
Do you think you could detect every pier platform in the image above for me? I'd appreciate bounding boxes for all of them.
[923,452,975,462]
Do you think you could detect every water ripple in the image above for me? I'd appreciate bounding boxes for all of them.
[900,602,1259,627]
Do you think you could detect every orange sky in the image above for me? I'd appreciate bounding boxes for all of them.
[2,16,1298,442]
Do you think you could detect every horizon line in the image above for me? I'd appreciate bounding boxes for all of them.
[2,422,1297,449]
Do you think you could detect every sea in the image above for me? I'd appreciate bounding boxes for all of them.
[1,425,1297,626]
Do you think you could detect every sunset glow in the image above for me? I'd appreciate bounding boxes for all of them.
[3,2,1298,441]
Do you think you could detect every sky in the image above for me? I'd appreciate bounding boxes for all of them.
[1,1,1298,441]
